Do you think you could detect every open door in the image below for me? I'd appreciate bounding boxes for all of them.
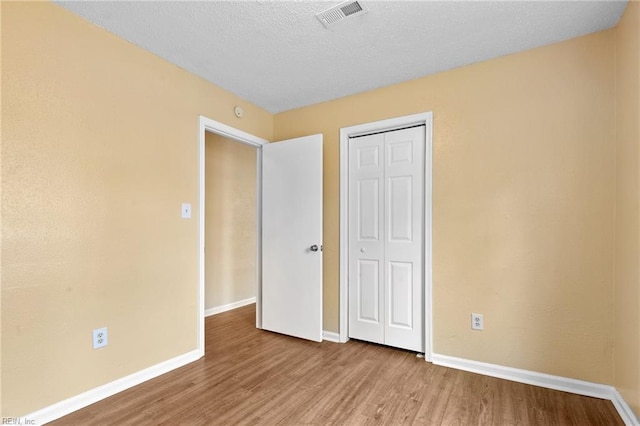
[261,134,323,342]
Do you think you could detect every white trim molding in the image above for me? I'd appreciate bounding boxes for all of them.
[432,353,639,426]
[339,112,433,358]
[205,297,256,317]
[322,331,341,343]
[25,350,201,425]
[611,389,640,426]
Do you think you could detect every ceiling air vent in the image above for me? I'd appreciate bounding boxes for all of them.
[316,1,368,28]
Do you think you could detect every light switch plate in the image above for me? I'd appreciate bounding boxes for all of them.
[181,203,191,219]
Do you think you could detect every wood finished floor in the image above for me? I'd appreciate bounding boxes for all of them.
[52,305,623,425]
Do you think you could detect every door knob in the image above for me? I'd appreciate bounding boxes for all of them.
[310,245,319,252]
[360,248,366,253]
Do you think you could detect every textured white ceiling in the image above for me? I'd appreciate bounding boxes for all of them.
[56,1,627,113]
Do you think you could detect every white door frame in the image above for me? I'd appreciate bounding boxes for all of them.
[198,116,267,356]
[339,112,433,360]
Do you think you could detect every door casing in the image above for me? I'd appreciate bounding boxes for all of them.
[339,112,433,360]
[198,116,267,356]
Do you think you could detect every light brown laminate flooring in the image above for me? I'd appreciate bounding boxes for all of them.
[51,304,624,425]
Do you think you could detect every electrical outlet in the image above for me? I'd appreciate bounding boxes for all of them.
[471,313,484,330]
[93,327,108,349]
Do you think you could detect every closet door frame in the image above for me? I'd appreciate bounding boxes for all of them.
[339,112,433,360]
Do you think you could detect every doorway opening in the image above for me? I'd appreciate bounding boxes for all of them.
[339,112,433,360]
[204,132,257,317]
[198,116,267,356]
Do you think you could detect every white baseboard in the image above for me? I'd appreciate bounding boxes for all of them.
[322,331,341,342]
[25,349,201,425]
[611,388,640,426]
[205,297,256,317]
[432,353,610,398]
[432,353,639,426]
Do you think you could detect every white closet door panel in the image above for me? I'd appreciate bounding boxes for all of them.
[348,133,384,343]
[384,126,424,352]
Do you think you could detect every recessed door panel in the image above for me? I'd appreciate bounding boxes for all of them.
[357,259,380,323]
[388,175,413,242]
[358,146,380,169]
[388,140,413,165]
[358,178,379,241]
[388,261,413,329]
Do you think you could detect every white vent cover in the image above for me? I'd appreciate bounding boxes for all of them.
[316,1,368,28]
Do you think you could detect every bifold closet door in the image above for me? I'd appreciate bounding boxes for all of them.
[348,126,424,352]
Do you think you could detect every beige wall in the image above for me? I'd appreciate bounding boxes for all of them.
[275,30,617,384]
[205,133,256,310]
[1,2,272,416]
[0,1,4,415]
[614,1,640,418]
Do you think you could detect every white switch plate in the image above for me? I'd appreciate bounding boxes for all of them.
[181,203,191,219]
[93,327,108,349]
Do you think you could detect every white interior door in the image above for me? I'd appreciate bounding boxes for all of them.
[348,126,424,352]
[262,134,323,342]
